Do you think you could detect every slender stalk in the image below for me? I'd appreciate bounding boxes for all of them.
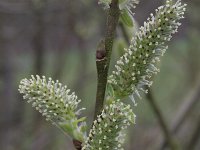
[94,0,120,119]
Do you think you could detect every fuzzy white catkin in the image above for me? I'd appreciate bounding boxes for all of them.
[108,0,187,105]
[19,75,87,142]
[82,100,136,150]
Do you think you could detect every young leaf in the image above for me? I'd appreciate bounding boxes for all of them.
[120,10,134,27]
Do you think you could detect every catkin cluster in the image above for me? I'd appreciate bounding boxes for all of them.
[18,0,186,149]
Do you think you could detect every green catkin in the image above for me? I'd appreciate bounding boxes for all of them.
[82,100,135,150]
[108,0,186,105]
[18,75,87,142]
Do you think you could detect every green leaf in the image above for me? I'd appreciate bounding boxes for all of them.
[120,10,134,27]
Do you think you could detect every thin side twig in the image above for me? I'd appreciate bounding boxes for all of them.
[147,89,180,150]
[160,77,200,150]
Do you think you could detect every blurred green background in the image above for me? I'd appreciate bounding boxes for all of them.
[0,0,200,150]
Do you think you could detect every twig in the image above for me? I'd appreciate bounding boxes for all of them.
[147,89,180,150]
[171,82,200,132]
[94,0,120,119]
[160,78,200,149]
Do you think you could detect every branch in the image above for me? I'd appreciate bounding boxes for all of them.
[147,89,180,150]
[93,0,120,119]
[171,84,200,132]
[160,77,200,149]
